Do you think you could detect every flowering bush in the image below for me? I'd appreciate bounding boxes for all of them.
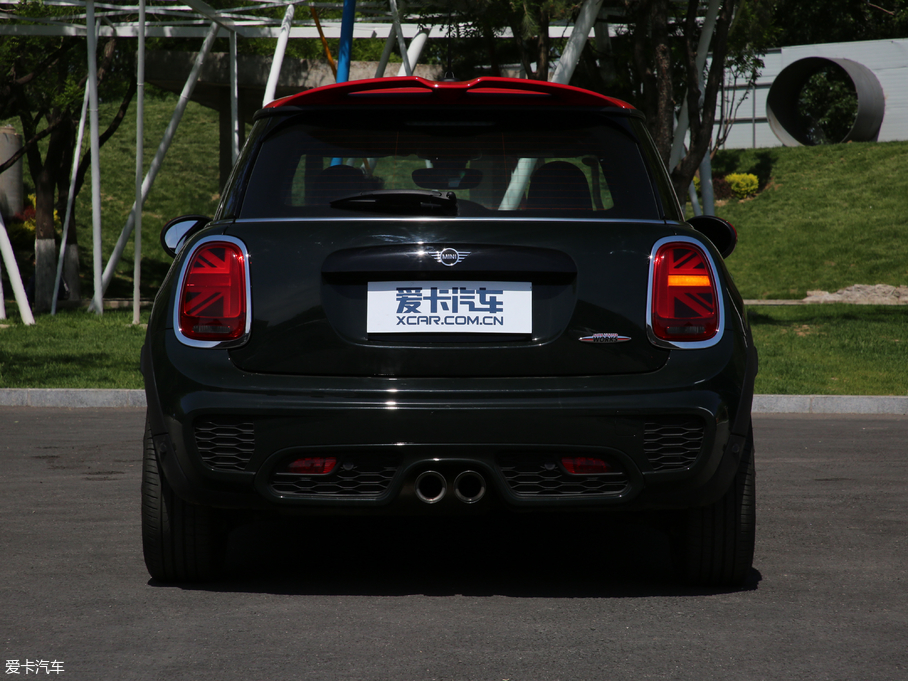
[725,173,760,200]
[12,195,37,231]
[693,173,759,201]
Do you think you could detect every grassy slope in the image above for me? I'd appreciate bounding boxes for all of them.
[74,92,225,298]
[2,91,224,299]
[712,141,908,299]
[2,99,907,393]
[5,97,906,300]
[3,304,905,394]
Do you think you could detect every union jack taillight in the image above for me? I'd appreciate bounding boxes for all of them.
[650,241,719,343]
[178,239,249,344]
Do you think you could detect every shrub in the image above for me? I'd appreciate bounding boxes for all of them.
[712,176,734,200]
[691,175,734,201]
[725,173,759,199]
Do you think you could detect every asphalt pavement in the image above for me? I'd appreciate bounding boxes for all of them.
[1,408,906,680]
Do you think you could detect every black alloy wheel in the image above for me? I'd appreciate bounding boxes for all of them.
[672,423,756,587]
[141,417,225,582]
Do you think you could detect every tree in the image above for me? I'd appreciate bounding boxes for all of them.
[769,0,908,47]
[421,1,579,80]
[427,1,748,201]
[611,1,744,199]
[0,2,135,312]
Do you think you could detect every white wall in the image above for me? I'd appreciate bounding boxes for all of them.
[718,38,908,149]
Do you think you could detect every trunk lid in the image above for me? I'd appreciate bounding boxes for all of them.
[226,219,671,377]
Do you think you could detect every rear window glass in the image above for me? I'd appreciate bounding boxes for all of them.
[239,109,662,220]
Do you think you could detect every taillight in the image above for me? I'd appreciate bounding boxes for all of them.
[286,457,337,475]
[178,240,248,342]
[651,241,719,342]
[561,456,612,474]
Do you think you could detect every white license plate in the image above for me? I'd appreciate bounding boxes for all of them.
[367,281,532,334]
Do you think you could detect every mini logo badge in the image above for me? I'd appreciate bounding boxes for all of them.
[429,247,470,267]
[579,333,632,344]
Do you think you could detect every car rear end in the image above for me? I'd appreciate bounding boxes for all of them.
[142,77,756,584]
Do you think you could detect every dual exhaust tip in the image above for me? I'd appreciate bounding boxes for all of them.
[415,470,486,505]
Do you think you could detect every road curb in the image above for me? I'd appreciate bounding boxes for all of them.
[753,394,908,415]
[0,389,147,409]
[1,389,906,414]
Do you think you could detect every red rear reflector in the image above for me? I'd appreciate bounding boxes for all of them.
[287,457,337,475]
[179,241,247,341]
[651,243,718,342]
[561,457,612,474]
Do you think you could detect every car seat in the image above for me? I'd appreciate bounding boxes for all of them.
[310,164,368,205]
[526,161,592,211]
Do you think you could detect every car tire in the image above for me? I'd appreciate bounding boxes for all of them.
[673,424,756,587]
[141,417,224,582]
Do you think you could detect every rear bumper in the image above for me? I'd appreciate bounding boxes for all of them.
[144,330,756,516]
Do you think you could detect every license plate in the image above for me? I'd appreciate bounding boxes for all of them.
[367,281,532,334]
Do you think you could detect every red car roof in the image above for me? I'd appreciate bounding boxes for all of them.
[266,76,634,110]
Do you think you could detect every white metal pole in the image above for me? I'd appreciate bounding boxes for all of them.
[499,0,604,211]
[699,152,715,214]
[396,29,429,77]
[374,25,397,78]
[550,0,604,84]
[752,87,756,148]
[263,4,294,106]
[363,27,400,173]
[0,252,5,319]
[133,0,146,325]
[388,0,412,76]
[86,0,104,315]
[90,21,220,310]
[229,29,239,163]
[51,84,90,316]
[0,213,35,325]
[688,182,702,216]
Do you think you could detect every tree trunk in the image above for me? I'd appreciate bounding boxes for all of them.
[630,0,675,166]
[32,118,68,312]
[481,19,501,77]
[670,0,736,200]
[650,0,674,166]
[594,13,617,86]
[534,13,551,80]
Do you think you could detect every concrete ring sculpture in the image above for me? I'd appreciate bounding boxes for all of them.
[766,57,885,146]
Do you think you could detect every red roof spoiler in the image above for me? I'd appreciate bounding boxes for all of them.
[266,76,635,110]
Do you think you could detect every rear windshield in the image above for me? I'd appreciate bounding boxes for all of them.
[238,109,663,220]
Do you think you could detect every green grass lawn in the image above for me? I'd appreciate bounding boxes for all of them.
[711,141,908,300]
[1,304,905,394]
[4,98,907,301]
[0,309,149,389]
[2,98,907,394]
[2,90,224,300]
[748,305,907,396]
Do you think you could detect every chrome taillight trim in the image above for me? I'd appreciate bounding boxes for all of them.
[645,235,725,350]
[173,235,253,349]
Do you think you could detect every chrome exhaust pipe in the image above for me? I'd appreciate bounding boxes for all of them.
[454,470,486,504]
[415,471,446,504]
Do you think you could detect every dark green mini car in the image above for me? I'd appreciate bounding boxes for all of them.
[141,76,757,585]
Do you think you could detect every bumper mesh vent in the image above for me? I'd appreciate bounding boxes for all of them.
[498,454,628,496]
[644,417,705,471]
[194,418,255,471]
[270,457,399,497]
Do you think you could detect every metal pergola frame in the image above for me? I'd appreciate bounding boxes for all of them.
[1,0,718,325]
